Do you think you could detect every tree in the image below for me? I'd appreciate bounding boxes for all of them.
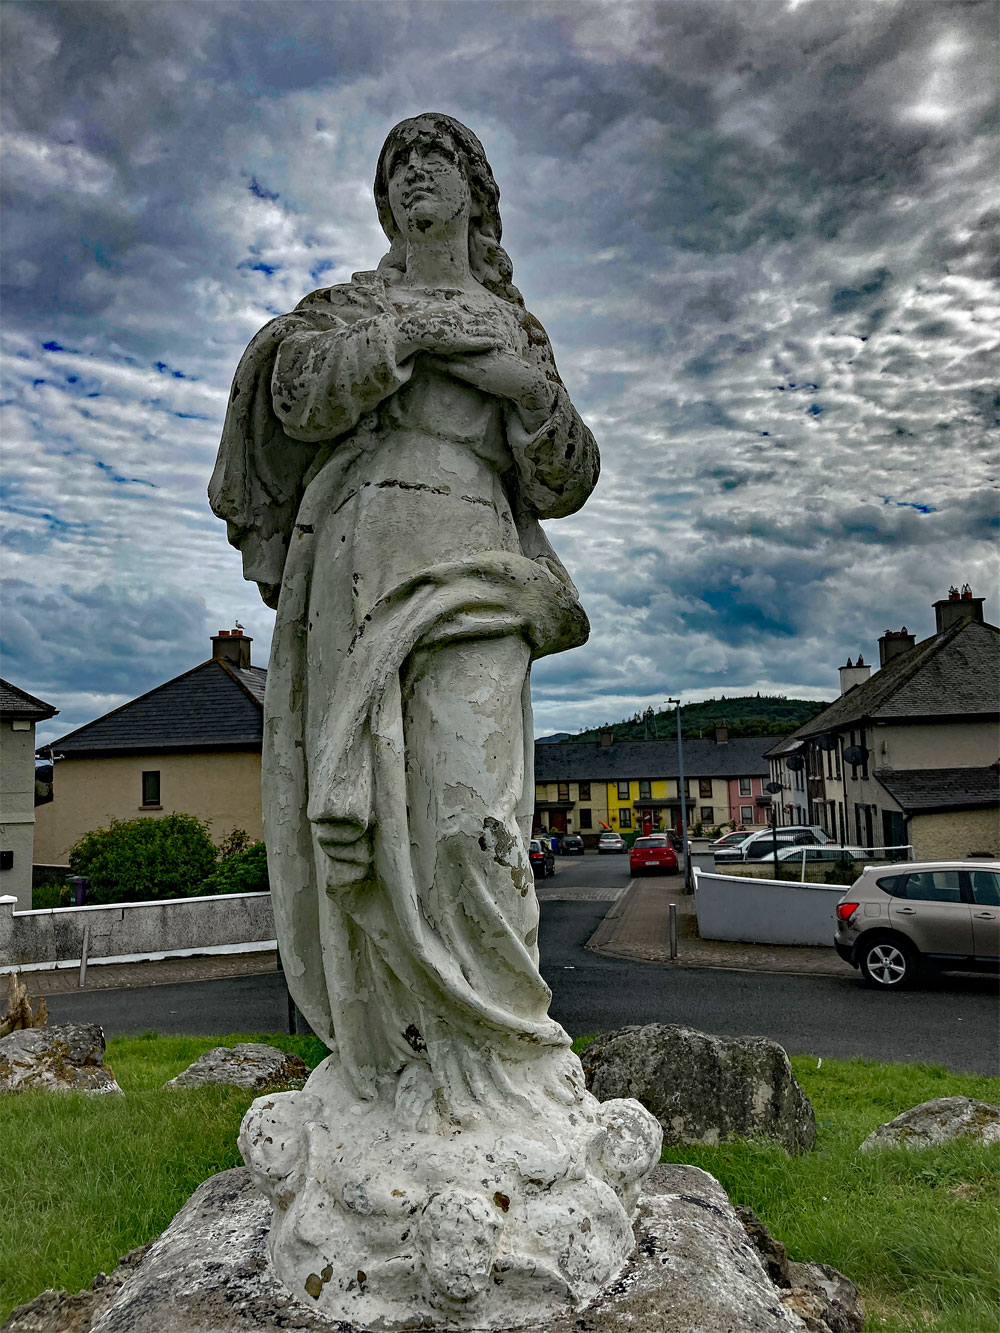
[68,813,218,903]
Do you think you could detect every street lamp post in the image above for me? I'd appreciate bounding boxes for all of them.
[666,697,691,891]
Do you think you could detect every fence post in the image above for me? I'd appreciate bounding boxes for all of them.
[668,902,677,959]
[78,923,90,988]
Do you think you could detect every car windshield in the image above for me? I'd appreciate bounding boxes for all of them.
[529,841,541,852]
[633,838,666,848]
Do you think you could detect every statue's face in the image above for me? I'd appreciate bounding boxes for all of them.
[385,133,471,238]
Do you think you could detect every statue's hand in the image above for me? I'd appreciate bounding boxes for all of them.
[397,308,500,361]
[426,349,557,419]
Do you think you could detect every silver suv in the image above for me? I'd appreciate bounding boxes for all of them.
[834,860,1000,988]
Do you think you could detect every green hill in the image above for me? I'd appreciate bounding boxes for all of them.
[563,695,828,743]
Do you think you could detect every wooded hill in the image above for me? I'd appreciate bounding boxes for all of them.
[562,695,829,743]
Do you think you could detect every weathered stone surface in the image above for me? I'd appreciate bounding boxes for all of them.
[582,1024,815,1154]
[0,1023,122,1095]
[164,1042,308,1091]
[3,1246,150,1333]
[859,1096,1000,1151]
[737,1207,863,1333]
[1,970,48,1037]
[24,1165,835,1331]
[208,111,657,1327]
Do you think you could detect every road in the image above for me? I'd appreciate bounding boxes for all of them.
[44,852,999,1076]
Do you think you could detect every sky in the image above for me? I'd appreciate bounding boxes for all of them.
[2,0,997,749]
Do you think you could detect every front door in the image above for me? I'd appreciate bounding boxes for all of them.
[889,869,974,958]
[969,868,1000,960]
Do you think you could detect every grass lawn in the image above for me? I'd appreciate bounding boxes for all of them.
[1,1033,997,1331]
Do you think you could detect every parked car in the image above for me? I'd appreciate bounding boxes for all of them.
[773,844,907,864]
[528,838,555,879]
[834,860,1000,988]
[710,831,752,849]
[558,832,585,855]
[714,828,830,863]
[629,835,679,876]
[598,832,627,854]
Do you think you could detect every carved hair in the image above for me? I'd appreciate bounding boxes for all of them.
[374,112,523,307]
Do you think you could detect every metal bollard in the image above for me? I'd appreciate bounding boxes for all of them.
[669,902,677,960]
[79,923,90,988]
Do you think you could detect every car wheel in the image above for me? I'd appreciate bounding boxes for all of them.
[858,936,917,989]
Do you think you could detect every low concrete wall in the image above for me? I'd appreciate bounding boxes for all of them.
[0,892,275,972]
[693,870,842,947]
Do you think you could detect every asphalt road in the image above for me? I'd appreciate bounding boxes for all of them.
[44,854,999,1075]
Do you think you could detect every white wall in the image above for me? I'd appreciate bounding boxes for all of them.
[693,869,842,946]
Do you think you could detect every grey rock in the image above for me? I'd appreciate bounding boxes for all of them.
[21,1165,821,1331]
[3,1246,150,1333]
[582,1023,816,1154]
[859,1095,1000,1151]
[0,1023,122,1095]
[737,1207,863,1333]
[164,1042,308,1091]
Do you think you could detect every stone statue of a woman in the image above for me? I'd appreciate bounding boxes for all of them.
[210,112,659,1330]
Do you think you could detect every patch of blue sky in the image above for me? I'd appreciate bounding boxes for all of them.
[173,410,209,420]
[807,403,823,415]
[309,258,337,286]
[248,176,279,201]
[238,259,280,276]
[772,382,820,392]
[154,360,192,379]
[94,460,157,487]
[881,496,937,514]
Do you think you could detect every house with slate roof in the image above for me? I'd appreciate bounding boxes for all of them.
[34,630,265,866]
[1,679,59,909]
[765,589,999,859]
[533,730,772,844]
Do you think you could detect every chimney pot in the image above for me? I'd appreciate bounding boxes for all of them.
[212,627,253,669]
[933,589,985,635]
[839,657,871,695]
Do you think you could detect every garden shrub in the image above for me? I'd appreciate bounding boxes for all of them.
[201,841,269,895]
[68,814,218,903]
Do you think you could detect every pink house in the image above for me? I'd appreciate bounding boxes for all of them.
[725,774,767,828]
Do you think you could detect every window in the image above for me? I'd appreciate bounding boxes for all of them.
[578,808,593,829]
[700,807,714,821]
[0,850,12,871]
[740,805,754,822]
[699,779,712,798]
[970,871,1000,906]
[618,808,632,828]
[578,782,591,801]
[617,781,630,800]
[141,771,161,806]
[894,871,963,903]
[557,782,569,801]
[738,778,751,796]
[639,779,651,799]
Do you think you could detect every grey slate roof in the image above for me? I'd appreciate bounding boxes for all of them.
[875,766,1000,814]
[46,660,265,755]
[533,737,772,782]
[773,617,1000,748]
[0,678,58,722]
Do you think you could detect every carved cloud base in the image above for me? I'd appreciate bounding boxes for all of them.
[237,1049,662,1329]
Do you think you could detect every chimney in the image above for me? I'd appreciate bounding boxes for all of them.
[212,627,252,670]
[599,728,614,748]
[715,721,728,744]
[878,627,916,667]
[839,655,871,695]
[933,585,985,635]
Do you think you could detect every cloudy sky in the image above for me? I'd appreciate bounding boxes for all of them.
[2,0,997,749]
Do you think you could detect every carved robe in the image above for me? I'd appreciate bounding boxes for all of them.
[210,270,599,1104]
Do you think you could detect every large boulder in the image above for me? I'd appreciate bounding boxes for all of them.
[0,1023,122,1095]
[164,1043,308,1091]
[859,1096,1000,1152]
[581,1023,815,1154]
[10,1164,852,1331]
[737,1206,863,1333]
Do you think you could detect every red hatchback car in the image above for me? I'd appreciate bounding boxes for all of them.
[629,835,679,876]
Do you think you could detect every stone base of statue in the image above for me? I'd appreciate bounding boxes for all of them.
[236,1047,661,1328]
[70,1163,815,1333]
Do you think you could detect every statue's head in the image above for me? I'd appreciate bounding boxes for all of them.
[374,113,521,304]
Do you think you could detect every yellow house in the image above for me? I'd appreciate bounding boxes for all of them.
[1,679,59,909]
[34,631,264,865]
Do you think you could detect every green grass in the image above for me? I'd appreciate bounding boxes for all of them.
[2,1037,998,1331]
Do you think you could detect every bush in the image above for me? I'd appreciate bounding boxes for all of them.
[201,841,269,895]
[32,879,70,909]
[68,814,218,904]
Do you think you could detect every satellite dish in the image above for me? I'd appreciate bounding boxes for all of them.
[815,733,837,751]
[785,755,805,772]
[843,745,868,766]
[764,781,783,794]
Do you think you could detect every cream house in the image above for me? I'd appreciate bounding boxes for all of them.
[1,680,58,909]
[34,631,264,865]
[767,589,999,854]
